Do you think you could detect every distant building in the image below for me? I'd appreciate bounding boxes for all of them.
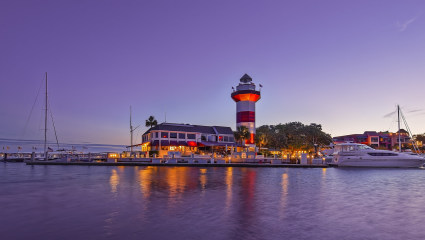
[333,130,411,150]
[141,123,236,157]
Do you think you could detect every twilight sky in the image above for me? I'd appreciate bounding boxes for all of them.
[1,0,425,146]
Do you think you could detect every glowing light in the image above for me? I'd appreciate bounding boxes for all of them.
[232,93,261,102]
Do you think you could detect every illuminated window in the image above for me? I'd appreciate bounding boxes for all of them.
[161,132,168,138]
[218,136,223,141]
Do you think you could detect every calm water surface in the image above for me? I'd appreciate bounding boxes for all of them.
[1,163,425,240]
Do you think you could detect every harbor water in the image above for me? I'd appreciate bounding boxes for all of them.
[1,163,425,240]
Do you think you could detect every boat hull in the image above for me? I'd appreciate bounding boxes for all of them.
[335,157,425,168]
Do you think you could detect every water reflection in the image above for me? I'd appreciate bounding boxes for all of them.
[233,168,257,238]
[109,169,119,193]
[199,168,207,191]
[225,167,233,210]
[167,167,188,204]
[138,167,153,199]
[322,168,327,181]
[280,172,289,218]
[4,164,425,240]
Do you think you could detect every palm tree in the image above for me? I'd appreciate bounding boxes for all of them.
[256,133,268,154]
[234,126,250,145]
[145,116,158,129]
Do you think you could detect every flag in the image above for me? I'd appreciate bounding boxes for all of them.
[18,146,22,150]
[259,84,263,88]
[47,147,53,152]
[6,146,10,150]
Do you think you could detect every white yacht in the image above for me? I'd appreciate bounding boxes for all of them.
[331,143,425,168]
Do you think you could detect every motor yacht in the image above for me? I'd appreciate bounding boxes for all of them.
[330,142,425,168]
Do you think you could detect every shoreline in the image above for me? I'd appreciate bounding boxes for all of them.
[25,161,328,168]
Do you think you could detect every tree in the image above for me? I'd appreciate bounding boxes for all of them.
[414,134,425,143]
[255,122,332,154]
[234,126,250,145]
[145,116,158,129]
[413,134,425,151]
[255,127,270,155]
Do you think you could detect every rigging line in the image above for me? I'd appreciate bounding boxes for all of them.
[385,111,396,132]
[47,100,60,149]
[400,109,420,154]
[385,104,398,132]
[21,76,44,138]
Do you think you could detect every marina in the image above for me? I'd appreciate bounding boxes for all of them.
[2,1,425,239]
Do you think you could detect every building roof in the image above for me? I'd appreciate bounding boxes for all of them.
[364,131,378,135]
[240,74,252,83]
[397,129,408,134]
[143,123,234,135]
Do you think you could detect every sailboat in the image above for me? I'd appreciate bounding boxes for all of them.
[330,105,425,168]
[28,72,61,162]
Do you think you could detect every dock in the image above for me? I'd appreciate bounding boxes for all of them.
[25,161,327,168]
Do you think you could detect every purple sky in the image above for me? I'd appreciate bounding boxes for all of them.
[1,0,425,146]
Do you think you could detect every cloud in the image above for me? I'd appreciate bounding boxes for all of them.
[396,17,417,32]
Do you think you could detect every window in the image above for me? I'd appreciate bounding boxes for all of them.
[201,135,206,141]
[161,132,168,138]
[187,134,196,139]
[218,136,223,142]
[170,132,177,138]
[370,137,379,142]
[224,136,229,142]
[179,133,185,139]
[208,135,216,142]
[155,132,159,138]
[229,137,234,142]
[368,153,398,156]
[358,145,373,150]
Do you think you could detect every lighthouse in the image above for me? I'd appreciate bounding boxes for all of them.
[231,74,261,145]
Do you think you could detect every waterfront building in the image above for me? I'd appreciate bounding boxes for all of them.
[141,123,236,157]
[231,74,261,146]
[333,130,411,150]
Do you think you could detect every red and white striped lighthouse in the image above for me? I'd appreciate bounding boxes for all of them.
[231,74,261,145]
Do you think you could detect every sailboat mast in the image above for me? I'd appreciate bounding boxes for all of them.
[130,106,133,153]
[44,72,48,158]
[398,105,401,152]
